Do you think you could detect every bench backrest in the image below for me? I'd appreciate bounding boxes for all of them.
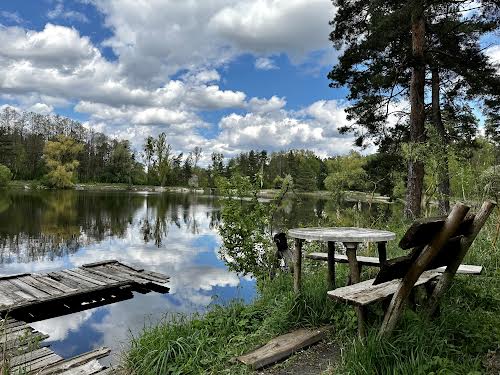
[375,207,485,285]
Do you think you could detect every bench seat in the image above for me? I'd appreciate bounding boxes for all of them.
[306,252,483,275]
[327,270,441,306]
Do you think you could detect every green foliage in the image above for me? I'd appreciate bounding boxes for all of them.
[124,266,347,375]
[43,135,84,189]
[0,164,12,187]
[216,175,292,278]
[324,151,368,199]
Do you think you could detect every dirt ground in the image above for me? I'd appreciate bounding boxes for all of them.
[257,340,340,375]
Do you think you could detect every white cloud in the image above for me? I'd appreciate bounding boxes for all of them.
[47,0,89,23]
[1,11,23,24]
[247,96,286,113]
[27,102,54,115]
[255,57,278,70]
[210,0,333,59]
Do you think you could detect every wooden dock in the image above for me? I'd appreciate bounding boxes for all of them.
[0,260,171,374]
[0,318,112,374]
[0,260,169,314]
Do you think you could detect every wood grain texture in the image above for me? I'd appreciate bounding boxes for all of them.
[328,270,441,306]
[236,327,330,369]
[289,227,396,243]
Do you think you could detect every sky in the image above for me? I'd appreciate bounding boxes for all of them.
[0,0,498,164]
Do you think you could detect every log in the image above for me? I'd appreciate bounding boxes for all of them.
[236,327,329,369]
[426,200,496,316]
[379,203,470,336]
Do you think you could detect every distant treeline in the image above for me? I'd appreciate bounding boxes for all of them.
[0,106,499,201]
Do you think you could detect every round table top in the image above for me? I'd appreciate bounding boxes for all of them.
[288,227,396,243]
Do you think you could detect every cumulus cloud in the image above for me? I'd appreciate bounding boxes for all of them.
[487,45,500,72]
[90,0,334,83]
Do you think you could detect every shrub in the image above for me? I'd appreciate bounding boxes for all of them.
[0,164,12,187]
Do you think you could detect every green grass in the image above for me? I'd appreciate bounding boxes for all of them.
[122,209,500,375]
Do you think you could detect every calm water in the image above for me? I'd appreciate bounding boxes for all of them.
[0,189,391,364]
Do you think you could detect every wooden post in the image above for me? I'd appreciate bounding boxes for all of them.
[377,242,387,265]
[379,203,470,337]
[293,238,303,293]
[345,242,366,338]
[327,241,336,289]
[426,200,496,316]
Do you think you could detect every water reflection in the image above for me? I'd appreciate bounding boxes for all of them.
[0,190,396,364]
[0,190,252,363]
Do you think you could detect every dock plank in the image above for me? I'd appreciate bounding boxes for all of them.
[0,261,169,315]
[237,327,329,369]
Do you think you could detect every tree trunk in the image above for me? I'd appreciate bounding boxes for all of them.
[431,68,451,215]
[404,2,426,219]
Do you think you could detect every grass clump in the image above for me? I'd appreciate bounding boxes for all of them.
[123,266,350,375]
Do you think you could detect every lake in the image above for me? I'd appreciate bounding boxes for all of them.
[0,189,392,364]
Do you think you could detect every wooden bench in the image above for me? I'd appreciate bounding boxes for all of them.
[327,201,496,337]
[306,252,483,275]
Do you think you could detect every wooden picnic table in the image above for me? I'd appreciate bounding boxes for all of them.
[288,227,396,292]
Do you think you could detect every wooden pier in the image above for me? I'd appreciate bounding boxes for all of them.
[1,317,112,374]
[0,260,170,373]
[0,260,169,314]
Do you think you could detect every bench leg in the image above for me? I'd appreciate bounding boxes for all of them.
[378,242,387,265]
[345,242,366,338]
[293,239,303,294]
[327,241,336,289]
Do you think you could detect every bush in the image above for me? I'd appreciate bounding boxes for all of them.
[0,164,12,187]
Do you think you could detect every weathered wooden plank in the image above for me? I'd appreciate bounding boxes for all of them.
[38,347,110,374]
[58,359,104,374]
[71,268,120,286]
[8,347,53,367]
[82,267,128,283]
[237,327,329,369]
[62,270,106,287]
[22,276,64,296]
[0,280,30,305]
[435,264,482,274]
[0,327,33,344]
[99,265,149,285]
[93,368,113,374]
[12,352,63,373]
[34,275,79,293]
[109,264,167,285]
[307,252,381,266]
[328,270,441,306]
[48,272,88,290]
[53,271,96,289]
[399,215,475,250]
[10,278,51,299]
[0,289,16,307]
[81,260,119,268]
[63,269,107,287]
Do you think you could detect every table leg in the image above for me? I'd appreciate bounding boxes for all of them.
[293,238,303,293]
[378,242,387,265]
[345,242,367,338]
[327,241,336,289]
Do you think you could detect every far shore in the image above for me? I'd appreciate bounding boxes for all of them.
[7,180,396,204]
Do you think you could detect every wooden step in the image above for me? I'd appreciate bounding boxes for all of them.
[236,327,330,369]
[327,270,441,306]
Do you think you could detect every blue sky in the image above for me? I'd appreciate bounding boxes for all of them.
[0,0,498,163]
